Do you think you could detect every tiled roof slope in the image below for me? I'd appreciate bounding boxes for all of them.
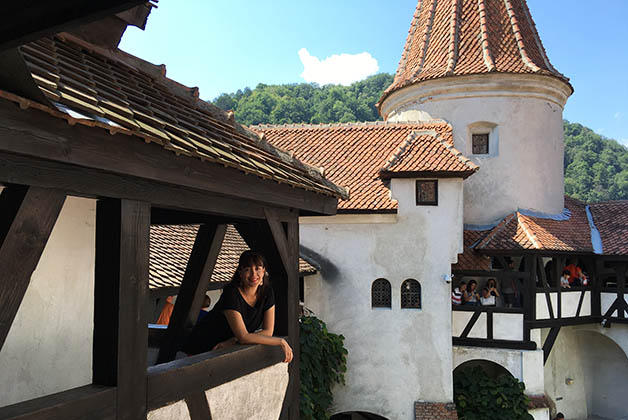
[149,224,316,290]
[589,201,628,256]
[8,34,345,199]
[475,197,593,253]
[255,121,477,211]
[452,229,492,271]
[379,0,571,108]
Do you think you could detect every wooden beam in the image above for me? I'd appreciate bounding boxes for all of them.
[184,393,212,420]
[542,327,561,364]
[452,337,536,351]
[156,224,226,364]
[0,1,146,51]
[0,101,338,215]
[0,185,65,352]
[0,151,296,221]
[93,199,150,420]
[460,311,482,338]
[147,344,284,411]
[0,385,115,420]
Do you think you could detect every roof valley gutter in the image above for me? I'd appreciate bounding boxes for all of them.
[584,205,603,254]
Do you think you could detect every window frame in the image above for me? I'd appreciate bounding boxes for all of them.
[471,133,490,155]
[371,278,392,308]
[401,279,421,309]
[415,180,438,206]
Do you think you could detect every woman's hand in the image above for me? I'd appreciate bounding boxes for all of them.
[212,337,237,351]
[280,338,293,363]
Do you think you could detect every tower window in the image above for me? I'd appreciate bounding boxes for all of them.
[416,180,438,206]
[372,278,391,308]
[472,133,489,154]
[401,279,421,309]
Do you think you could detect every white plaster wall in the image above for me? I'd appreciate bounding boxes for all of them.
[544,326,628,420]
[147,363,288,420]
[205,362,288,420]
[529,408,550,420]
[493,313,524,341]
[452,346,545,396]
[601,292,628,317]
[303,178,464,420]
[382,74,571,224]
[0,197,96,407]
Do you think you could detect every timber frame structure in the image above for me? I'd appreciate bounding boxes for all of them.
[0,4,345,418]
[0,101,339,419]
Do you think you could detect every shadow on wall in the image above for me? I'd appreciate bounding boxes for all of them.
[576,330,628,420]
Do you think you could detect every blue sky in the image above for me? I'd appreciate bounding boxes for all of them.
[120,0,628,145]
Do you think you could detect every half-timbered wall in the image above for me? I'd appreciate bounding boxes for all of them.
[0,196,95,406]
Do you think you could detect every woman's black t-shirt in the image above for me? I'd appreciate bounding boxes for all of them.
[183,284,275,355]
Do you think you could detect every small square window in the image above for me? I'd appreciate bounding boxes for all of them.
[416,180,438,206]
[472,133,489,154]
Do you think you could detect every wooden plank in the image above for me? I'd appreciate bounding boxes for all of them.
[0,185,65,352]
[452,337,536,351]
[147,344,284,410]
[575,290,586,317]
[0,151,296,221]
[542,327,561,364]
[527,316,599,328]
[93,199,150,420]
[0,102,339,215]
[0,385,115,420]
[460,311,482,338]
[486,311,494,340]
[617,264,627,318]
[184,393,212,420]
[156,224,226,364]
[284,220,300,420]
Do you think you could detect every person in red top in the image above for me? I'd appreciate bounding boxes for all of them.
[156,296,175,325]
[563,259,586,286]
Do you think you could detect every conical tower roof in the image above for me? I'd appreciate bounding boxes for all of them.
[378,0,572,109]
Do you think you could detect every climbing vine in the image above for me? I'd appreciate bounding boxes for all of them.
[453,366,533,420]
[299,312,348,420]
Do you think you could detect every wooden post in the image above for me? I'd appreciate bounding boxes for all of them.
[0,185,66,352]
[156,223,226,364]
[236,209,300,420]
[93,199,150,420]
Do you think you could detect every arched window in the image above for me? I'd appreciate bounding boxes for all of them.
[372,278,391,308]
[401,279,421,309]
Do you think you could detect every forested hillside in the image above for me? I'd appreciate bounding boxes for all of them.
[213,74,628,202]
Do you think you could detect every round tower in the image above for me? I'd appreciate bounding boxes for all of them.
[378,0,573,225]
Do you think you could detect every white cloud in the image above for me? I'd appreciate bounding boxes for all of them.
[298,48,379,86]
[614,111,623,119]
[620,138,628,147]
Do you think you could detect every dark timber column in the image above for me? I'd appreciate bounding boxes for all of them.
[235,208,300,420]
[0,185,66,352]
[94,199,150,420]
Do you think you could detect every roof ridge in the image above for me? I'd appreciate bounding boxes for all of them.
[435,132,479,172]
[503,0,541,72]
[382,130,435,170]
[519,0,558,74]
[478,0,496,72]
[411,0,438,79]
[396,0,425,78]
[251,119,450,130]
[446,0,462,74]
[475,212,517,249]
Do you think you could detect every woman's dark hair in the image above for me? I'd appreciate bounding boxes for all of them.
[230,250,270,297]
[468,280,477,288]
[487,278,497,287]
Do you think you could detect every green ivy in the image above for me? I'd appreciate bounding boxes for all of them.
[299,313,348,420]
[453,366,533,420]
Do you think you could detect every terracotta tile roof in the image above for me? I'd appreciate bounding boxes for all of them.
[254,121,477,211]
[589,201,628,256]
[474,197,593,253]
[149,224,316,290]
[6,34,346,200]
[379,0,571,108]
[452,229,492,271]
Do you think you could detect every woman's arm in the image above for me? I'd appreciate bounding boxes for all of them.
[223,308,292,363]
[491,287,500,297]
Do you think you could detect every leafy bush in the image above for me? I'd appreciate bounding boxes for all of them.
[299,314,348,420]
[453,366,533,420]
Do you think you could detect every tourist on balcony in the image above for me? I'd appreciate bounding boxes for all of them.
[560,270,571,288]
[486,278,501,306]
[464,280,480,305]
[184,250,293,363]
[452,281,466,305]
[564,259,587,286]
[480,287,496,306]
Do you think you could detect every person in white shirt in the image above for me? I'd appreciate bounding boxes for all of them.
[480,287,496,306]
